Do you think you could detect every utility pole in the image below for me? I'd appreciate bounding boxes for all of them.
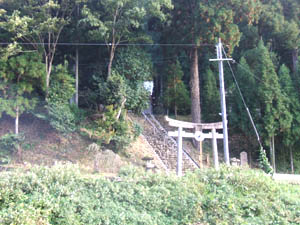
[75,3,79,106]
[209,39,232,166]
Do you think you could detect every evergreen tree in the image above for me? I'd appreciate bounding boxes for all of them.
[278,64,300,173]
[258,0,300,75]
[256,43,291,143]
[163,60,191,117]
[243,41,292,171]
[229,57,257,132]
[0,53,44,134]
[202,69,220,122]
[166,0,261,126]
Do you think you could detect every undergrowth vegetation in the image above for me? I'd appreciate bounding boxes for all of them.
[0,164,299,225]
[0,133,23,164]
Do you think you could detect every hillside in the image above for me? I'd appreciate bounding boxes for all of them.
[1,113,300,224]
[0,113,167,174]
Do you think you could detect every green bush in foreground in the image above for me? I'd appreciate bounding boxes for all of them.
[0,165,299,225]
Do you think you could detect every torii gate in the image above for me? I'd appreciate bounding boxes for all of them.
[165,116,223,176]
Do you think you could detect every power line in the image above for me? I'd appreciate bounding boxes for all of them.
[222,46,263,148]
[0,42,214,47]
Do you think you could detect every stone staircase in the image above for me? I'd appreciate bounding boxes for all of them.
[131,113,199,173]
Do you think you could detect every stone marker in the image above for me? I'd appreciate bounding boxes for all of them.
[231,157,240,166]
[240,151,248,167]
[93,149,125,173]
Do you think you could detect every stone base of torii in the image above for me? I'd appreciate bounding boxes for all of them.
[165,116,224,176]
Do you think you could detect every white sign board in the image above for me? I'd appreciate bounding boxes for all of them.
[143,81,154,95]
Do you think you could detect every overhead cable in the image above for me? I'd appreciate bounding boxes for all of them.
[0,42,214,47]
[222,46,263,148]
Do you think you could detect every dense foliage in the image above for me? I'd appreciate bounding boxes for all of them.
[0,133,23,164]
[46,63,77,134]
[0,164,299,225]
[0,0,300,171]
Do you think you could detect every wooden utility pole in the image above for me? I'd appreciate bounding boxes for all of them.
[75,47,79,106]
[75,4,79,106]
[209,39,232,166]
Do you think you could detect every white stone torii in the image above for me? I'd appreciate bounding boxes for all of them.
[165,116,224,176]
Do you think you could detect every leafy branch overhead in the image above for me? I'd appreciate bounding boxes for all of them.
[0,0,83,91]
[80,0,172,77]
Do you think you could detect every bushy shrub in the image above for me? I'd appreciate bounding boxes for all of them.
[69,104,87,125]
[113,47,153,113]
[193,166,300,224]
[46,63,78,134]
[132,122,143,139]
[0,164,202,225]
[47,102,77,134]
[47,63,75,105]
[258,147,274,174]
[0,165,299,225]
[0,133,24,164]
[96,71,127,107]
[81,105,137,153]
[82,71,143,152]
[125,82,149,113]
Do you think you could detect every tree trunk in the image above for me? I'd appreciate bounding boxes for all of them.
[272,135,276,173]
[174,77,177,118]
[107,44,115,79]
[190,46,202,166]
[292,48,298,75]
[160,72,163,98]
[190,46,201,123]
[45,55,49,94]
[15,106,19,135]
[270,136,276,173]
[290,147,294,174]
[45,55,53,95]
[75,46,79,106]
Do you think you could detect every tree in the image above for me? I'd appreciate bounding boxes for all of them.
[258,0,300,75]
[46,62,77,134]
[243,41,292,171]
[163,60,191,117]
[228,57,260,163]
[0,53,44,134]
[278,64,300,173]
[169,0,261,125]
[0,0,82,93]
[202,68,220,122]
[113,47,153,113]
[80,0,172,79]
[279,0,300,75]
[229,57,257,132]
